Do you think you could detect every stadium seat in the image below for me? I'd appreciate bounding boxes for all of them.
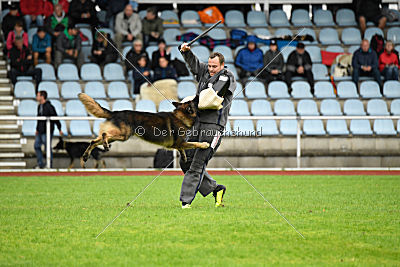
[177,81,196,100]
[336,8,357,26]
[297,28,318,44]
[383,81,400,98]
[233,120,254,136]
[319,28,341,45]
[337,81,359,98]
[113,100,133,111]
[224,120,233,136]
[213,46,233,63]
[397,120,400,133]
[314,9,335,26]
[38,81,59,99]
[97,28,114,39]
[259,45,269,54]
[360,81,382,98]
[291,81,312,99]
[79,28,93,46]
[96,99,110,110]
[291,9,312,26]
[92,119,105,134]
[350,120,373,135]
[274,99,296,116]
[36,63,56,81]
[341,28,362,45]
[343,99,366,115]
[305,46,322,63]
[374,119,397,135]
[138,10,147,20]
[274,28,292,37]
[207,28,227,40]
[348,45,359,54]
[387,27,400,44]
[70,120,92,136]
[28,27,37,44]
[257,120,279,135]
[281,46,296,62]
[226,10,246,27]
[312,64,329,81]
[280,120,299,135]
[169,46,185,61]
[181,10,201,27]
[234,45,246,57]
[160,10,180,28]
[251,100,273,116]
[158,100,175,112]
[364,27,384,42]
[269,10,290,27]
[367,99,389,115]
[51,99,64,116]
[268,81,290,99]
[80,64,102,81]
[122,46,132,59]
[247,11,268,27]
[61,82,81,99]
[58,64,79,81]
[326,46,344,53]
[314,81,335,98]
[391,99,400,115]
[303,120,326,135]
[14,81,35,98]
[191,46,210,62]
[185,28,203,36]
[108,82,130,99]
[226,64,239,80]
[297,99,319,116]
[327,120,349,135]
[320,99,342,115]
[252,28,271,37]
[104,63,125,81]
[53,120,68,137]
[84,82,106,99]
[136,99,156,112]
[22,121,37,136]
[230,100,250,116]
[146,46,158,60]
[18,100,37,116]
[65,100,87,116]
[163,29,181,46]
[245,81,267,99]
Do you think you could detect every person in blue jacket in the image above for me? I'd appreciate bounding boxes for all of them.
[32,26,52,66]
[352,39,382,87]
[234,35,263,81]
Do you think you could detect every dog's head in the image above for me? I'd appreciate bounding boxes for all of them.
[53,137,65,151]
[172,95,199,118]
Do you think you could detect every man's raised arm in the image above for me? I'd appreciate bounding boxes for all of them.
[179,42,207,77]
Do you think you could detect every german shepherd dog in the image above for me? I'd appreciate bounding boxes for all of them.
[78,93,209,166]
[53,137,107,168]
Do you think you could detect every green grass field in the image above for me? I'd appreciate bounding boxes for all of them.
[0,174,399,265]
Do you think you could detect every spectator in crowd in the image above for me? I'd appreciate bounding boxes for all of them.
[8,37,42,86]
[352,39,382,86]
[353,0,387,35]
[235,36,264,81]
[20,0,44,30]
[32,27,52,66]
[104,0,129,28]
[133,55,152,94]
[151,39,171,70]
[2,4,25,39]
[34,90,63,169]
[6,21,29,52]
[285,42,314,91]
[262,40,284,83]
[42,0,70,18]
[115,3,142,50]
[44,4,69,43]
[153,57,177,82]
[55,24,84,68]
[379,40,399,81]
[68,0,98,27]
[125,39,149,72]
[91,31,118,66]
[142,7,164,47]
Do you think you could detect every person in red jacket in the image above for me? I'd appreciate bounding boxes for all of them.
[379,40,399,81]
[20,0,44,29]
[6,21,29,52]
[42,0,70,18]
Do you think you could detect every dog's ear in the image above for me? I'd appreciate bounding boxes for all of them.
[172,102,181,108]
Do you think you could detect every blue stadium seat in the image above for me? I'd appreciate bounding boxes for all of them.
[337,81,359,98]
[80,63,102,81]
[312,64,329,81]
[61,82,81,99]
[360,81,382,98]
[112,100,133,111]
[268,81,290,99]
[391,99,400,115]
[158,100,175,112]
[79,28,93,46]
[344,99,366,115]
[92,119,105,134]
[326,46,344,53]
[231,83,243,99]
[96,99,110,110]
[251,99,273,116]
[22,121,37,136]
[245,81,267,99]
[36,63,56,81]
[104,63,125,81]
[53,120,68,137]
[207,28,227,40]
[259,45,269,54]
[387,27,400,44]
[257,120,279,136]
[291,9,312,26]
[97,28,114,39]
[224,120,233,136]
[269,10,290,27]
[374,119,397,135]
[163,29,181,46]
[233,120,254,136]
[319,28,341,45]
[84,82,106,99]
[291,81,312,99]
[383,81,400,98]
[281,46,296,62]
[247,11,268,27]
[314,9,335,26]
[122,46,132,59]
[70,120,92,136]
[303,120,326,135]
[314,81,335,98]
[350,120,373,135]
[364,27,384,42]
[160,10,180,28]
[397,120,400,133]
[191,46,210,62]
[14,81,35,98]
[230,100,250,116]
[169,46,184,62]
[336,9,357,26]
[136,99,156,112]
[280,120,299,135]
[297,28,318,44]
[146,46,158,60]
[65,100,87,116]
[18,100,37,116]
[348,45,359,54]
[305,46,322,63]
[341,28,362,45]
[178,81,196,100]
[181,10,201,27]
[297,99,319,116]
[51,99,64,116]
[108,82,129,99]
[326,120,349,135]
[252,28,271,37]
[274,99,296,116]
[274,28,292,37]
[38,81,59,99]
[226,10,246,27]
[367,99,389,115]
[226,64,239,80]
[138,10,147,20]
[234,45,246,57]
[58,63,79,81]
[28,28,37,44]
[320,99,342,115]
[185,28,203,36]
[213,46,233,63]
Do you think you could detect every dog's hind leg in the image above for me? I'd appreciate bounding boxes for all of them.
[94,160,99,168]
[69,157,74,169]
[102,133,110,151]
[101,160,106,168]
[81,136,103,164]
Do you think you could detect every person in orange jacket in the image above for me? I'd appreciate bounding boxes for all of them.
[379,40,399,81]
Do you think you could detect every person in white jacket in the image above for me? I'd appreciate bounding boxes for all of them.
[114,3,142,50]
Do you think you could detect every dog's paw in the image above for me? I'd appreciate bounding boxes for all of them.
[80,158,86,168]
[200,142,210,149]
[82,154,89,162]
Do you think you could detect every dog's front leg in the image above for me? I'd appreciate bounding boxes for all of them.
[178,149,187,162]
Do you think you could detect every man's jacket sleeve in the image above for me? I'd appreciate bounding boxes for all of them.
[180,47,206,80]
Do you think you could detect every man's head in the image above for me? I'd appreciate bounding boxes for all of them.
[133,39,143,53]
[270,40,278,52]
[146,7,157,20]
[208,52,225,77]
[9,4,18,16]
[67,24,78,36]
[124,4,134,17]
[37,27,46,39]
[54,4,63,17]
[158,39,166,50]
[385,40,394,53]
[296,42,305,54]
[137,55,147,67]
[14,36,24,49]
[36,91,47,104]
[361,39,370,52]
[159,57,169,68]
[14,21,23,33]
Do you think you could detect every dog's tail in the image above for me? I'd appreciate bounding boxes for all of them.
[78,93,111,119]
